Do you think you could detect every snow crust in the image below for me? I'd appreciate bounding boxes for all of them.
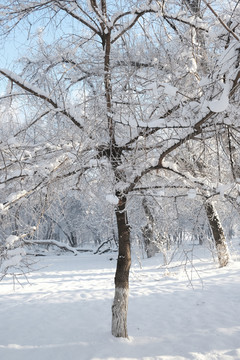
[0,246,240,360]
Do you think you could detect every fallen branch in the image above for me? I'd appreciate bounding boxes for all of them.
[94,239,117,254]
[76,248,93,253]
[23,239,79,255]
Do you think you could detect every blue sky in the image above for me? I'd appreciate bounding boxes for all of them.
[1,36,27,68]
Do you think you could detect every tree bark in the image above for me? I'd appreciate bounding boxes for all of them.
[112,196,131,338]
[142,197,157,258]
[205,201,230,267]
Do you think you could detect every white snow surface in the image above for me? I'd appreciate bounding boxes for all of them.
[208,82,230,113]
[163,84,178,97]
[188,189,197,199]
[106,194,119,205]
[0,245,240,360]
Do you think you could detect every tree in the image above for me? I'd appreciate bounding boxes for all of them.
[0,0,240,337]
[168,136,232,267]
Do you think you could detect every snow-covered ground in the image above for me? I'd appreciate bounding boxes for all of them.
[0,242,240,360]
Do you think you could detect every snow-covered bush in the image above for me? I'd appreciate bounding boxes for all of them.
[0,235,27,281]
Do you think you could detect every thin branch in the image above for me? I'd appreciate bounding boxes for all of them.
[112,12,147,44]
[202,0,239,41]
[0,69,83,130]
[125,67,240,193]
[55,1,101,36]
[14,110,51,137]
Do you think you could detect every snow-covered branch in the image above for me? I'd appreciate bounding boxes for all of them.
[0,69,83,130]
[202,0,239,41]
[55,1,101,35]
[23,239,79,255]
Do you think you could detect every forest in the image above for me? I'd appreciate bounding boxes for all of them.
[0,1,240,358]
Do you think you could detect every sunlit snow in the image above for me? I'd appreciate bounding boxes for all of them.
[0,246,240,360]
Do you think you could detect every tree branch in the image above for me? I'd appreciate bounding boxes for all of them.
[202,0,240,41]
[125,68,240,193]
[0,69,83,130]
[23,239,78,255]
[54,1,101,36]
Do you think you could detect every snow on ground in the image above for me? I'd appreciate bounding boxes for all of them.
[0,242,240,360]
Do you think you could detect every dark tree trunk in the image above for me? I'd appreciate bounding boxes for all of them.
[99,7,131,337]
[111,196,131,338]
[205,201,230,267]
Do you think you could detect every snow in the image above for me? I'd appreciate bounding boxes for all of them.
[5,235,19,248]
[146,119,166,128]
[106,194,119,205]
[0,245,240,360]
[7,137,18,145]
[188,188,197,199]
[208,82,230,113]
[0,247,26,273]
[216,183,233,197]
[164,84,178,97]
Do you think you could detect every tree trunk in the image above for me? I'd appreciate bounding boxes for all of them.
[205,201,230,267]
[142,197,157,258]
[112,196,131,338]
